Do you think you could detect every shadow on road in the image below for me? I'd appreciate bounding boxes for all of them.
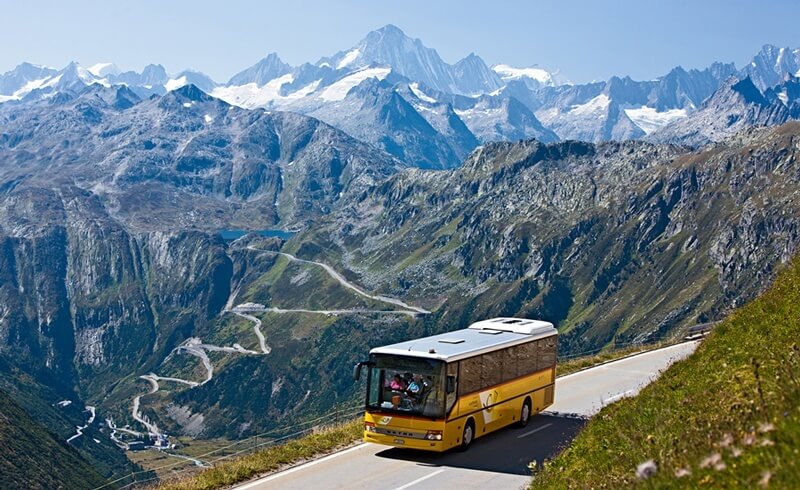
[374,414,585,475]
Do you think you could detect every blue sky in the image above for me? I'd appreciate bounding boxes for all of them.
[2,0,798,83]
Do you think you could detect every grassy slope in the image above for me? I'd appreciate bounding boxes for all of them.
[532,255,800,488]
[0,389,106,489]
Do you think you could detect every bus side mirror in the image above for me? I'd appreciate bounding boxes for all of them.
[353,361,370,381]
[446,375,456,394]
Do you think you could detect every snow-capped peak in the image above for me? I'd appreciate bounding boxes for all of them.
[492,64,568,87]
[88,62,120,78]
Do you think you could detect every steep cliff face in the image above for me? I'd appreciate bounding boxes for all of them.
[0,182,236,394]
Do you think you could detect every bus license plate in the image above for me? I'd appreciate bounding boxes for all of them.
[393,438,405,445]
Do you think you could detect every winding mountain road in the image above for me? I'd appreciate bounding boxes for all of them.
[235,341,699,490]
[231,311,271,354]
[133,376,161,436]
[246,247,430,314]
[125,246,427,440]
[66,405,96,444]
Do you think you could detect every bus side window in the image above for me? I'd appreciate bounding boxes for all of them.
[502,346,518,382]
[458,356,481,396]
[446,363,458,412]
[540,337,557,370]
[481,351,502,387]
[517,341,537,376]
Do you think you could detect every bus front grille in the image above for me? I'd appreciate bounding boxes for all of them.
[375,428,425,439]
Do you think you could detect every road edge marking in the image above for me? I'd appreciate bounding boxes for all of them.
[556,341,699,381]
[234,443,369,489]
[392,469,446,490]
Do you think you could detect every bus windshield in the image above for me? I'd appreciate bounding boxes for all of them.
[367,355,445,418]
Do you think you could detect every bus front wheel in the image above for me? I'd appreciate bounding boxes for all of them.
[459,420,475,451]
[518,398,532,427]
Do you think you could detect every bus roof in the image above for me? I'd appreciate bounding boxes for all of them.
[369,317,557,362]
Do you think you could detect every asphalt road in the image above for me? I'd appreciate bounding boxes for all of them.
[237,341,698,490]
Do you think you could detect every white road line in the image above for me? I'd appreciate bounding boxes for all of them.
[517,422,553,439]
[602,389,635,404]
[392,469,446,490]
[234,444,369,489]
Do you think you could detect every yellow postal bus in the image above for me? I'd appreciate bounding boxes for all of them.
[353,317,557,451]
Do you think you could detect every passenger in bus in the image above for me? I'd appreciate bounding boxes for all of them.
[406,375,422,398]
[389,374,406,391]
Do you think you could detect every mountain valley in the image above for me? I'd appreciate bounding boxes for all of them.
[1,23,800,487]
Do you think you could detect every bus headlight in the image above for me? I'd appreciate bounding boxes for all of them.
[365,422,377,433]
[425,430,443,440]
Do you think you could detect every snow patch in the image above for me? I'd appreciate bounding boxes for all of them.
[285,79,321,100]
[182,102,193,108]
[624,106,687,134]
[204,114,214,123]
[409,82,437,103]
[569,94,610,116]
[165,76,188,91]
[337,48,361,69]
[88,62,119,77]
[211,73,296,109]
[319,67,391,101]
[493,64,558,85]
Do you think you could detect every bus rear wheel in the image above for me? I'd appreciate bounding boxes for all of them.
[459,420,475,451]
[518,398,532,427]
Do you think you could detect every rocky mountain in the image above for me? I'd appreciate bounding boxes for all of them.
[741,44,800,91]
[113,63,169,90]
[228,53,292,86]
[4,26,800,484]
[291,74,476,169]
[765,74,800,117]
[0,83,401,228]
[453,93,560,143]
[0,62,58,98]
[4,32,800,152]
[649,77,792,146]
[298,122,800,352]
[316,24,503,96]
[0,83,404,474]
[1,75,799,477]
[451,52,505,95]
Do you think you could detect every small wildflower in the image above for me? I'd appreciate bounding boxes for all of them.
[743,433,757,446]
[758,422,775,433]
[635,459,657,479]
[674,467,691,478]
[700,453,722,469]
[759,471,772,488]
[760,438,775,447]
[730,446,743,458]
[719,433,733,447]
[713,461,727,471]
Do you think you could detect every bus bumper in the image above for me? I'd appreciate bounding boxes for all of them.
[363,431,446,451]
